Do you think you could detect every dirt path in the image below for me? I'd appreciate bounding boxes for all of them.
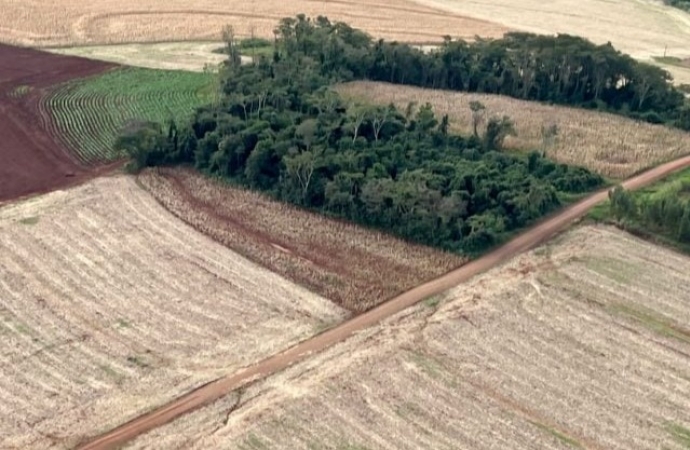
[77,154,690,450]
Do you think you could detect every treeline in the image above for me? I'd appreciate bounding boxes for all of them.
[608,181,690,245]
[666,0,690,11]
[117,30,603,253]
[272,15,690,129]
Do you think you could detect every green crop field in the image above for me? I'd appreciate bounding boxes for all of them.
[44,67,215,163]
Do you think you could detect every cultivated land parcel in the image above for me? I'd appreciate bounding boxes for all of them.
[127,226,690,450]
[2,4,690,449]
[0,176,346,449]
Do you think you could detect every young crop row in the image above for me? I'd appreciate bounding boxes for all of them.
[43,67,214,164]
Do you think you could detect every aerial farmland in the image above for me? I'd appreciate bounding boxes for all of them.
[1,1,690,449]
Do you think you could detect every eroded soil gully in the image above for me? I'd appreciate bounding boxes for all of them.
[77,154,690,450]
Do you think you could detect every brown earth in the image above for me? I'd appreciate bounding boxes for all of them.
[138,168,465,313]
[0,44,116,204]
[77,154,690,450]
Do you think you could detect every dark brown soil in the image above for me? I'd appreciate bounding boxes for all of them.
[0,44,118,203]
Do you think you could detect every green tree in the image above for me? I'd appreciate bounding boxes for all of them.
[608,185,636,222]
[483,115,516,151]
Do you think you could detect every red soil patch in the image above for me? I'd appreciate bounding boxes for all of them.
[0,44,117,204]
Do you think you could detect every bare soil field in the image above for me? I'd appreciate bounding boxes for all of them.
[0,175,345,450]
[138,168,465,312]
[411,0,690,62]
[0,44,116,204]
[127,225,690,450]
[337,81,690,178]
[46,42,229,72]
[0,0,507,48]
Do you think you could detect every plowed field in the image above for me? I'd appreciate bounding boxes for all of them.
[127,225,690,450]
[0,44,114,203]
[0,175,345,449]
[138,167,465,312]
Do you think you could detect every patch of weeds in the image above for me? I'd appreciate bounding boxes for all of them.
[665,422,690,449]
[529,420,583,449]
[9,85,31,97]
[99,364,124,385]
[584,256,639,284]
[18,216,39,225]
[115,318,131,329]
[126,355,150,368]
[608,303,690,345]
[14,323,33,335]
[337,443,371,450]
[239,433,269,450]
[407,350,444,380]
[424,295,442,309]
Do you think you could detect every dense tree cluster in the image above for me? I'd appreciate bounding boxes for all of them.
[118,18,606,254]
[271,15,689,129]
[609,182,690,244]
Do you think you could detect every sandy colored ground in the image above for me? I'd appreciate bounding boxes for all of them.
[138,168,465,312]
[0,175,345,450]
[127,225,690,450]
[0,0,507,48]
[46,42,229,72]
[337,81,690,178]
[411,0,690,62]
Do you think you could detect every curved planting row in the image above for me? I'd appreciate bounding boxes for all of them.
[42,67,214,164]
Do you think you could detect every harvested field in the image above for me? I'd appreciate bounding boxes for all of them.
[0,44,115,204]
[0,0,507,48]
[128,225,690,450]
[0,175,346,450]
[46,42,228,72]
[337,81,690,178]
[412,0,690,62]
[138,167,465,312]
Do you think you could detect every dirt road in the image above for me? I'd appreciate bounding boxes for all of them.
[77,154,690,450]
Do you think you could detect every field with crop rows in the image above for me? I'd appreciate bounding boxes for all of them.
[0,0,506,48]
[337,81,690,179]
[128,225,690,450]
[138,167,465,312]
[0,175,345,449]
[44,68,214,163]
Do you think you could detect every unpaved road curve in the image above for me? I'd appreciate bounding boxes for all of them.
[77,154,690,450]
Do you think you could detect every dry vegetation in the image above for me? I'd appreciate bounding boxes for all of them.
[337,81,690,178]
[0,0,507,48]
[46,42,229,72]
[138,168,465,312]
[411,0,690,62]
[128,225,690,450]
[0,175,346,450]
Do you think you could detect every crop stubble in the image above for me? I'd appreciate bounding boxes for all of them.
[128,225,690,450]
[0,0,507,48]
[138,168,465,313]
[337,81,690,178]
[0,176,345,449]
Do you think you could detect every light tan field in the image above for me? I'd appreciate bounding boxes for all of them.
[412,0,690,62]
[127,225,690,450]
[0,175,346,450]
[337,81,690,178]
[46,42,230,72]
[0,0,507,48]
[138,168,465,313]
